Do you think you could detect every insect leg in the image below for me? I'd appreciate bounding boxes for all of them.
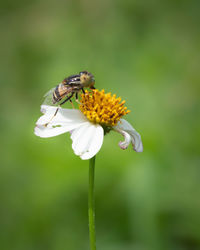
[81,88,85,94]
[69,99,75,109]
[59,93,74,105]
[89,86,95,93]
[44,107,59,127]
[44,93,75,126]
[43,93,74,127]
[75,92,81,104]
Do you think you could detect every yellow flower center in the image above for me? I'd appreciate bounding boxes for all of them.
[79,89,130,127]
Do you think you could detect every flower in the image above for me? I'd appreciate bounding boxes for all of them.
[35,89,143,160]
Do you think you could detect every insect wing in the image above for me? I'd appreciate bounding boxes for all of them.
[43,87,57,106]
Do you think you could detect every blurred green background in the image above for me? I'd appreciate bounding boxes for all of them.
[0,0,200,249]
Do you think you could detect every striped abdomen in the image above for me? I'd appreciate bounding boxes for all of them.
[52,83,72,104]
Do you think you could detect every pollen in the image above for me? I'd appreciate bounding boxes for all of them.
[79,89,130,127]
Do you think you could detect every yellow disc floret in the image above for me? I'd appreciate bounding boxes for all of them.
[79,89,130,127]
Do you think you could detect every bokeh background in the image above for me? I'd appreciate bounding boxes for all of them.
[0,0,200,249]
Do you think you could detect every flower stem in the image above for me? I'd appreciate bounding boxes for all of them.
[88,155,97,250]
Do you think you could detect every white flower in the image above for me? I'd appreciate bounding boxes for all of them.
[35,103,143,160]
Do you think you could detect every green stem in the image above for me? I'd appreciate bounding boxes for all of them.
[88,155,97,250]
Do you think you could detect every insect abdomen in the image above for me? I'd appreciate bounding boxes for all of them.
[52,85,62,104]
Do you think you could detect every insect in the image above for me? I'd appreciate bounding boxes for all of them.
[43,71,95,126]
[44,71,95,106]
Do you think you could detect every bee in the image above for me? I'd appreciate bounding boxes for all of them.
[44,71,95,106]
[42,71,95,126]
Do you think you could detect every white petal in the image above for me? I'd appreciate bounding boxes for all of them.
[71,123,104,160]
[37,105,88,125]
[34,105,88,138]
[113,119,143,152]
[118,131,132,150]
